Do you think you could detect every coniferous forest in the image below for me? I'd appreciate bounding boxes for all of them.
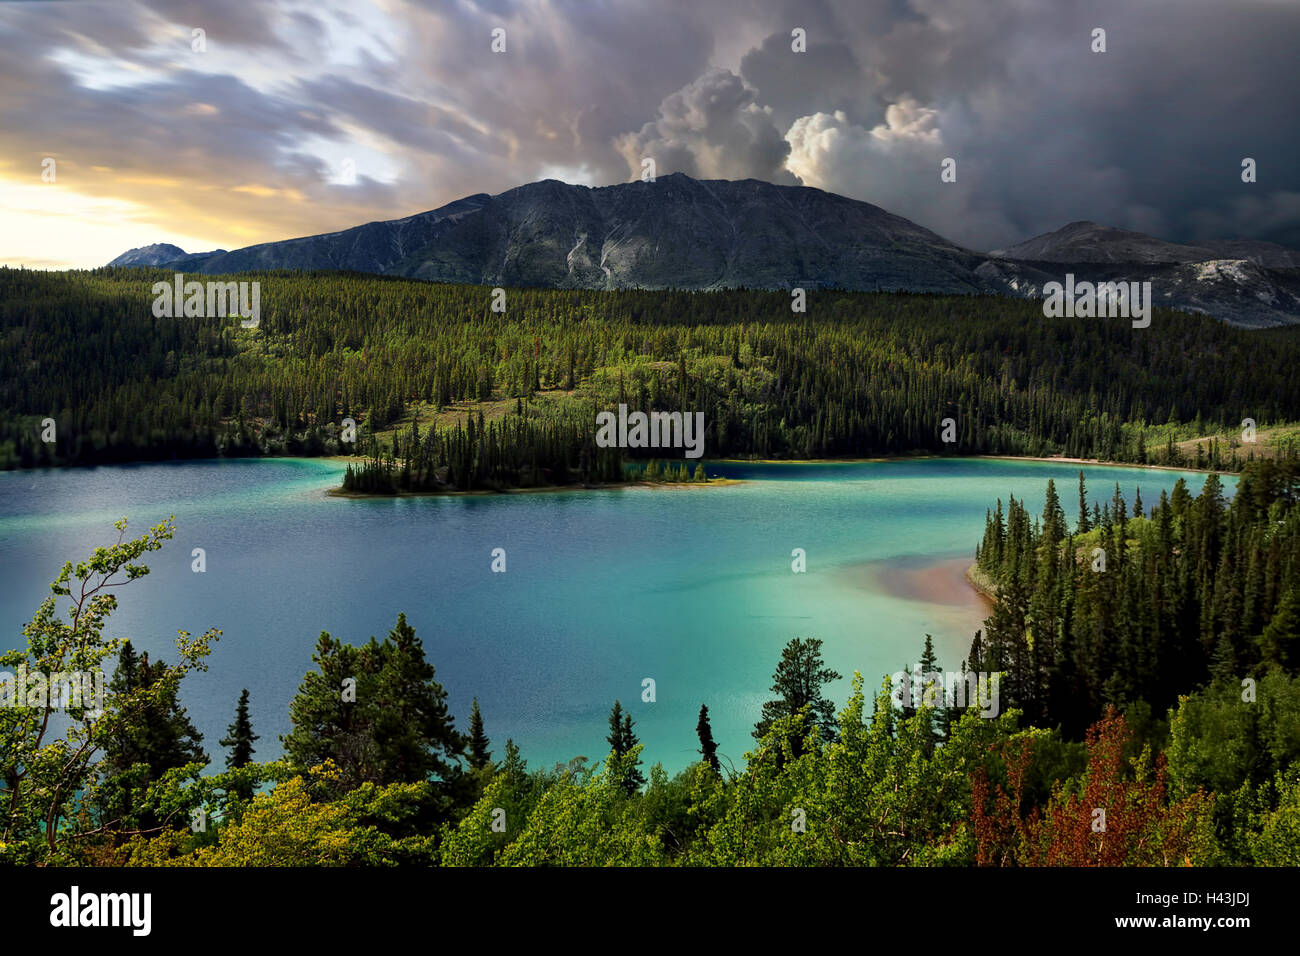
[4,267,1299,488]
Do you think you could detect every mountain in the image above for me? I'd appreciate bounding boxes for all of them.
[394,174,988,292]
[991,220,1300,268]
[976,257,1300,330]
[168,193,491,276]
[120,175,986,293]
[107,175,1300,327]
[984,220,1300,328]
[107,243,190,267]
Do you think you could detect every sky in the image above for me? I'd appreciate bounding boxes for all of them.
[1,0,1297,269]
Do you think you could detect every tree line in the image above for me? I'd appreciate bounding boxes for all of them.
[4,267,1299,485]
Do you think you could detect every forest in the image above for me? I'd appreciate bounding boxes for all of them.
[4,266,1300,489]
[4,458,1297,866]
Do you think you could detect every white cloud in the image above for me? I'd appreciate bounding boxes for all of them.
[614,69,798,184]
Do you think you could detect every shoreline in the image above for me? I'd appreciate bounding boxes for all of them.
[1,451,1231,482]
[973,454,1228,476]
[863,555,996,612]
[326,477,745,499]
[963,562,999,603]
[713,452,1228,475]
[839,555,995,658]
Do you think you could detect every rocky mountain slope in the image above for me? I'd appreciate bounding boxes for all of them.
[108,176,1300,328]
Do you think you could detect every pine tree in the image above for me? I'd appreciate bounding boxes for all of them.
[754,637,842,754]
[606,701,645,795]
[219,688,258,769]
[467,697,492,770]
[101,642,208,830]
[501,738,527,782]
[607,700,628,755]
[696,704,720,773]
[283,614,465,795]
[1077,471,1092,534]
[968,630,986,674]
[1043,478,1066,544]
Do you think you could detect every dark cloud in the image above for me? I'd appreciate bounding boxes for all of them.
[0,0,1297,265]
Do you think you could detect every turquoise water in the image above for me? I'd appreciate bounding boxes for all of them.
[0,457,1232,774]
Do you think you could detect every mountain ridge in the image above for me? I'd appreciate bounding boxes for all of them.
[107,174,1300,328]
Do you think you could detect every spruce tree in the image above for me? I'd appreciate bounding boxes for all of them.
[607,700,628,756]
[918,634,942,714]
[606,701,645,795]
[467,697,492,770]
[696,704,720,773]
[283,614,465,795]
[219,688,258,769]
[501,738,527,783]
[102,642,208,830]
[754,638,842,754]
[104,643,208,776]
[1042,478,1066,545]
[1077,471,1091,534]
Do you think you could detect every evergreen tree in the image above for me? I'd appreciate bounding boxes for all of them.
[219,688,258,802]
[605,701,646,796]
[919,633,939,676]
[1259,588,1300,670]
[917,634,942,721]
[283,614,465,797]
[467,697,492,770]
[696,704,720,774]
[101,641,208,830]
[607,700,628,755]
[1077,471,1091,534]
[968,630,987,674]
[219,688,258,769]
[104,643,208,776]
[1042,478,1066,545]
[754,638,843,755]
[501,738,527,782]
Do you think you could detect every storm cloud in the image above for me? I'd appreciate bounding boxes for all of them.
[0,0,1296,267]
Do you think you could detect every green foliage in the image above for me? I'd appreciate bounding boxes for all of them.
[975,459,1300,734]
[754,637,842,756]
[0,518,218,864]
[282,613,465,800]
[5,455,1298,867]
[124,763,439,866]
[7,268,1300,480]
[606,701,646,796]
[1246,766,1300,866]
[97,641,209,833]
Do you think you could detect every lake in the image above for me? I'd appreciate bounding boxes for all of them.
[0,457,1231,775]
